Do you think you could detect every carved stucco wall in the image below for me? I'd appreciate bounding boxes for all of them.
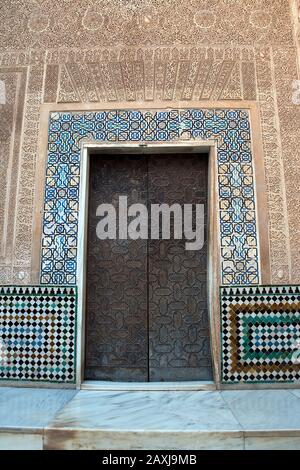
[0,0,299,285]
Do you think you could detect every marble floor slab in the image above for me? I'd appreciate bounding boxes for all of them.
[44,390,243,449]
[221,390,300,432]
[46,390,242,432]
[289,389,300,400]
[0,387,77,430]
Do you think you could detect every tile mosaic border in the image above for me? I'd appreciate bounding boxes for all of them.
[221,285,300,383]
[40,108,260,286]
[0,285,77,383]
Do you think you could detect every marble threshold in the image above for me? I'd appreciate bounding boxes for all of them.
[1,387,300,449]
[81,380,216,391]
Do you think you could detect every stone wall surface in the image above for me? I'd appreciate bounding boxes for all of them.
[0,0,299,285]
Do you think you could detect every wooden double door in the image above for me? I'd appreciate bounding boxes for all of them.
[84,153,213,382]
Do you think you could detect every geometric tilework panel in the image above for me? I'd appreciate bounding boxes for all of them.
[0,286,76,383]
[221,285,300,383]
[40,109,260,286]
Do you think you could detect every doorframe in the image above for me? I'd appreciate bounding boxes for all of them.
[76,140,220,389]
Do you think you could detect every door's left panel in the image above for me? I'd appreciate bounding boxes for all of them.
[84,154,148,381]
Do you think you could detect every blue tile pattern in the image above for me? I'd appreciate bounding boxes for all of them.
[0,286,76,382]
[221,285,300,383]
[41,109,259,286]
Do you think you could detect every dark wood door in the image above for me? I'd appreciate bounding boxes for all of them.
[84,155,148,381]
[148,155,212,381]
[84,153,213,382]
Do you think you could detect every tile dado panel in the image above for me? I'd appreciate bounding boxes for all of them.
[40,108,260,287]
[0,286,76,382]
[0,283,299,385]
[221,285,300,383]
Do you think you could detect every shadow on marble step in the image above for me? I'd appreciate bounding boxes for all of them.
[44,428,244,450]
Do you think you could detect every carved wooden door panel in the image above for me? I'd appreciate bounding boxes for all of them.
[84,155,148,381]
[84,153,213,382]
[148,154,213,381]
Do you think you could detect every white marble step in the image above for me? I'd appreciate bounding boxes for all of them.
[81,380,216,391]
[1,387,300,449]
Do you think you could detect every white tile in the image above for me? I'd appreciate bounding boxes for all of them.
[221,390,300,431]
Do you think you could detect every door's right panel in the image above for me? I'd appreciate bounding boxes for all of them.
[148,153,213,381]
